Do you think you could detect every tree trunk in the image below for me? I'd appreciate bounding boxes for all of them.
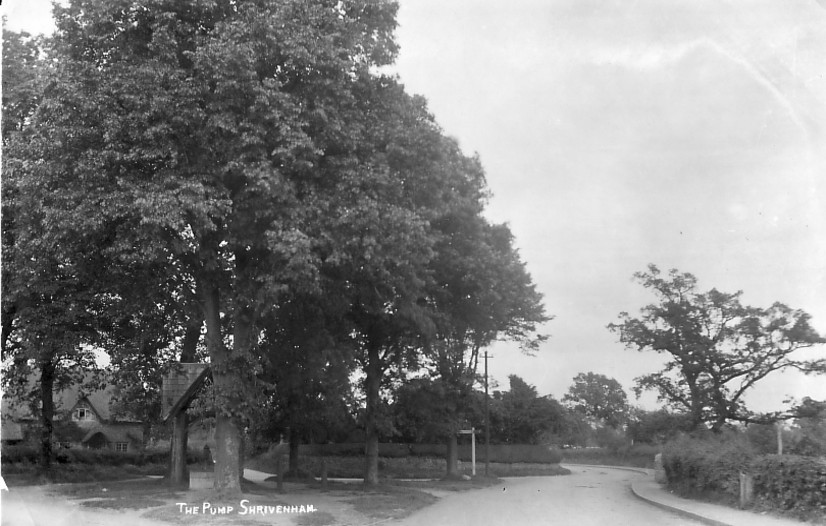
[201,278,243,494]
[180,313,203,363]
[288,426,300,475]
[363,341,381,486]
[169,411,189,488]
[445,433,459,479]
[214,413,243,493]
[39,358,55,470]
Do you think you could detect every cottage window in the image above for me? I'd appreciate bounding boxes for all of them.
[115,442,128,452]
[73,407,93,421]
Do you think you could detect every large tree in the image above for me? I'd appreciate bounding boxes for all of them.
[2,28,111,468]
[10,0,401,492]
[425,213,549,476]
[255,291,356,475]
[608,265,825,431]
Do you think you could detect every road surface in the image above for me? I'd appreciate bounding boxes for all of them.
[394,465,702,526]
[1,467,702,526]
[0,484,169,526]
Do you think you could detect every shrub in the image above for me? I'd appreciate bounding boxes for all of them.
[459,444,562,464]
[751,455,826,515]
[293,443,562,463]
[560,445,657,468]
[1,444,39,464]
[410,444,446,457]
[662,433,755,498]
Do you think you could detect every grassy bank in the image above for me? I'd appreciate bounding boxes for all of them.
[559,445,659,469]
[246,453,570,480]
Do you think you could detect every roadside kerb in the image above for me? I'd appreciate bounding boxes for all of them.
[566,464,800,526]
[630,479,731,526]
[564,464,740,526]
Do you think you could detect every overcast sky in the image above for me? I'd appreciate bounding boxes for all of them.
[4,0,825,413]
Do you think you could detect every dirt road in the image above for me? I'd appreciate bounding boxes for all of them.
[393,465,702,526]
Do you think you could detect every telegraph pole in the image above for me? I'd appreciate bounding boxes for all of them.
[484,351,492,477]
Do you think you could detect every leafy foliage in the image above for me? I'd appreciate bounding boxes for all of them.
[751,455,826,518]
[627,408,694,444]
[662,432,755,498]
[493,376,565,445]
[563,372,629,428]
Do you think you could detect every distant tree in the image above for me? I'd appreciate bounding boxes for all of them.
[786,397,826,456]
[608,265,826,431]
[393,378,468,444]
[626,408,694,444]
[495,375,561,444]
[562,372,629,428]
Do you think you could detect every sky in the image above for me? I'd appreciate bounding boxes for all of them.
[3,0,826,414]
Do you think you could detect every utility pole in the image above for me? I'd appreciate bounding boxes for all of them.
[484,351,492,477]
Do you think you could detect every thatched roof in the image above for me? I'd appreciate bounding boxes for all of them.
[1,372,139,424]
[81,423,143,444]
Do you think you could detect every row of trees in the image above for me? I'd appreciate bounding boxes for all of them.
[4,1,823,493]
[1,0,548,492]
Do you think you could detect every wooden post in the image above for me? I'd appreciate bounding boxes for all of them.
[471,427,476,477]
[169,411,190,489]
[739,472,754,508]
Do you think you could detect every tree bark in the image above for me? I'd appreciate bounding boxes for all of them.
[201,277,243,494]
[214,413,243,493]
[39,358,55,470]
[180,312,203,363]
[363,340,381,486]
[288,426,300,475]
[445,433,459,479]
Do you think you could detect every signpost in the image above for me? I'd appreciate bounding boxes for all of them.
[458,427,479,476]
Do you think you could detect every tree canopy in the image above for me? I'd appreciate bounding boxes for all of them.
[608,265,825,431]
[562,372,629,428]
[4,0,550,489]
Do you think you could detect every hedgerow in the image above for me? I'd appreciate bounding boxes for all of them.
[296,443,562,463]
[663,435,826,520]
[662,433,754,498]
[751,455,826,514]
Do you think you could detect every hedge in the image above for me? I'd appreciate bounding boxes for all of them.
[296,443,561,464]
[663,436,826,519]
[662,434,754,498]
[751,455,826,513]
[1,444,204,466]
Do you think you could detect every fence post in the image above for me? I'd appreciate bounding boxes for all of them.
[739,472,753,509]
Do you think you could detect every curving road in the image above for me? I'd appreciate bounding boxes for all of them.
[394,465,702,526]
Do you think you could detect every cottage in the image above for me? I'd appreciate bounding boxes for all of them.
[1,376,144,452]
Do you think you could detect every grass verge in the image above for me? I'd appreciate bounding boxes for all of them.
[246,453,570,480]
[1,462,166,486]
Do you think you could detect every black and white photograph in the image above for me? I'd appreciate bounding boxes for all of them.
[1,0,825,525]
